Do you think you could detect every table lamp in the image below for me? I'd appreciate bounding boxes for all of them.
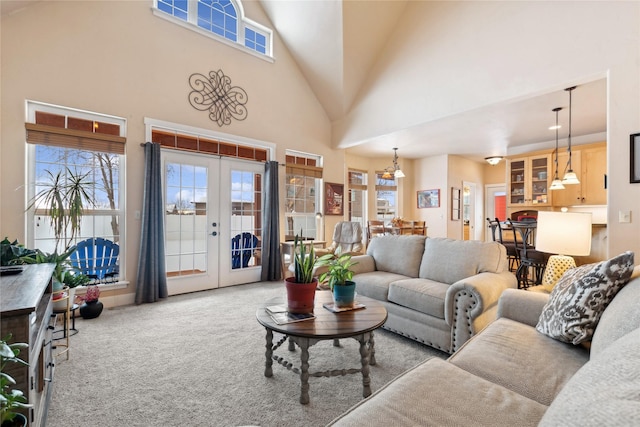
[535,211,592,291]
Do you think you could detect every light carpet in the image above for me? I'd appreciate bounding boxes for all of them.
[47,281,447,427]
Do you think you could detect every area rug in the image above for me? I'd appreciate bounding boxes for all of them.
[47,281,447,427]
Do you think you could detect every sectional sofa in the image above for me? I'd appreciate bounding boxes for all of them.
[330,255,639,426]
[349,235,517,353]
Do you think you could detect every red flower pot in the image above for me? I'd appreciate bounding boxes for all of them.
[285,277,317,314]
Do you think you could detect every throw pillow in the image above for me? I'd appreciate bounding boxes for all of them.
[536,251,635,345]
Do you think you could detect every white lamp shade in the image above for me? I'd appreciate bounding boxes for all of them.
[549,178,565,190]
[394,169,405,178]
[535,211,592,256]
[562,170,580,185]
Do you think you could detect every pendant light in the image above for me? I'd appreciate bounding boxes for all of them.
[562,86,580,185]
[381,148,405,179]
[549,107,565,190]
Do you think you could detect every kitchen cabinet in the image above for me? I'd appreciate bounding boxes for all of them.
[553,142,607,206]
[1,263,55,427]
[507,154,552,207]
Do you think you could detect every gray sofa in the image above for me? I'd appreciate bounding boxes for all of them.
[329,265,640,426]
[350,235,517,353]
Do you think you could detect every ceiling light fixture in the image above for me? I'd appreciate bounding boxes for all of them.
[381,147,405,179]
[562,86,580,185]
[484,156,503,166]
[549,107,565,191]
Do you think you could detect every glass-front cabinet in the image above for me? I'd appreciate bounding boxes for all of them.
[507,154,552,207]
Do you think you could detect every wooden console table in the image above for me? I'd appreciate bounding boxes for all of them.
[1,263,55,427]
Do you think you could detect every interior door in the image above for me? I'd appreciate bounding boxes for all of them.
[162,152,264,295]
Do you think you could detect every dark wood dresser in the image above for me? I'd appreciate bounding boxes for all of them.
[1,263,55,427]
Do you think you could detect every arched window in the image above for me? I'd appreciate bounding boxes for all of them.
[155,0,272,58]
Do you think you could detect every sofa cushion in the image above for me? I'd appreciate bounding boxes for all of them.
[539,325,640,426]
[419,238,506,284]
[449,317,589,406]
[536,251,635,345]
[590,272,640,357]
[328,357,547,427]
[387,278,448,319]
[352,271,410,301]
[366,235,426,277]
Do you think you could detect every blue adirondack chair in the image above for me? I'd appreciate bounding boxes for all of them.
[231,232,259,269]
[70,238,119,279]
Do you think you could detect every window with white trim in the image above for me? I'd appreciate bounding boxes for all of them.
[285,150,322,241]
[26,101,126,284]
[375,172,397,221]
[154,0,272,57]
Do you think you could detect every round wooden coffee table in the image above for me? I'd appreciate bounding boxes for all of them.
[256,290,387,404]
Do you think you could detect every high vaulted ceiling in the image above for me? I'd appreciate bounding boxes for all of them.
[261,0,607,162]
[2,1,608,162]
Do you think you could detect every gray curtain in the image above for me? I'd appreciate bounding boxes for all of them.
[261,160,282,281]
[135,142,168,304]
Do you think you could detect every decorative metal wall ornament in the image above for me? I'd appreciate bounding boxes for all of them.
[188,69,248,127]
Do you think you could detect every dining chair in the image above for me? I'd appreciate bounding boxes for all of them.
[486,218,518,272]
[412,221,427,236]
[367,220,386,241]
[507,219,550,289]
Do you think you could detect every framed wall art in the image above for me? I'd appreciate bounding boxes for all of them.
[417,189,440,209]
[325,182,344,215]
[631,133,640,183]
[451,187,461,220]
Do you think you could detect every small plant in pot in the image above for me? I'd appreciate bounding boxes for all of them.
[0,335,32,427]
[317,250,358,308]
[79,285,103,319]
[285,231,319,314]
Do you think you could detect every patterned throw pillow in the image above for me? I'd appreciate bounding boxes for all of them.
[536,251,635,345]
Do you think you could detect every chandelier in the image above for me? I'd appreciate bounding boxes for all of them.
[381,148,405,179]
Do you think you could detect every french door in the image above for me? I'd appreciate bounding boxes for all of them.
[163,150,263,295]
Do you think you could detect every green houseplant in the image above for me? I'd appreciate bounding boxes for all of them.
[19,247,77,288]
[284,231,319,314]
[0,239,36,267]
[0,335,31,427]
[317,250,358,308]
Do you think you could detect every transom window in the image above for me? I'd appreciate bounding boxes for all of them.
[154,0,272,57]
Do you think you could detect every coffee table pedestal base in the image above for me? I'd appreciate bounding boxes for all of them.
[263,330,377,404]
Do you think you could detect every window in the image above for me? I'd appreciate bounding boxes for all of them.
[375,172,397,221]
[285,151,322,241]
[348,170,367,231]
[154,0,272,58]
[26,101,126,284]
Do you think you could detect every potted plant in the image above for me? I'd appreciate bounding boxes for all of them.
[317,250,358,308]
[0,335,32,427]
[63,271,91,307]
[285,231,319,314]
[0,239,36,267]
[79,285,103,319]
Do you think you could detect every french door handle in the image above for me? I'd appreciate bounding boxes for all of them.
[211,231,218,236]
